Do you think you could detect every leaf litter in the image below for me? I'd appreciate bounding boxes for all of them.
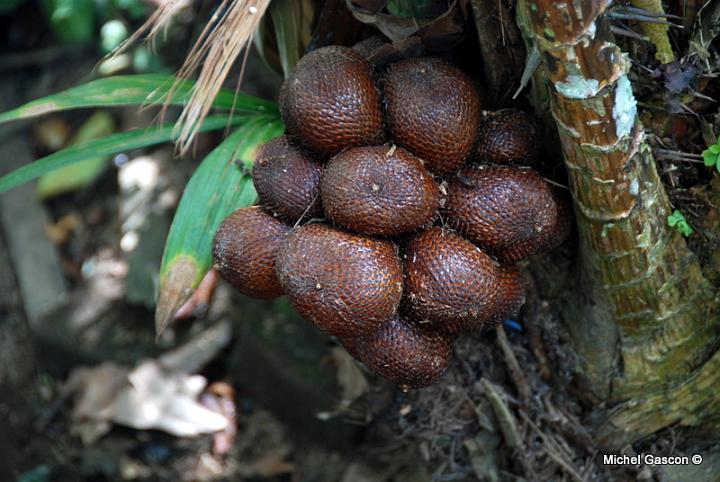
[64,321,232,443]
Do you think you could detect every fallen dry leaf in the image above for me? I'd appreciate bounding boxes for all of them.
[345,0,466,51]
[66,322,232,440]
[173,269,219,321]
[201,381,237,455]
[105,360,228,437]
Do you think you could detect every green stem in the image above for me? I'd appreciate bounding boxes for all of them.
[630,0,675,64]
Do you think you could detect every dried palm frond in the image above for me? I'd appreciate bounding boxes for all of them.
[111,0,195,57]
[109,0,271,153]
[172,0,272,153]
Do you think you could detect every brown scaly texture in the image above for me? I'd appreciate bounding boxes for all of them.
[382,57,481,175]
[443,165,571,262]
[341,313,455,389]
[403,227,525,334]
[280,46,384,156]
[213,206,291,299]
[321,144,440,236]
[475,109,541,166]
[253,136,324,224]
[276,224,403,337]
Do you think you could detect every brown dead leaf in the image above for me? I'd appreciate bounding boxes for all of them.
[692,1,720,60]
[173,268,219,320]
[45,213,82,245]
[345,0,466,50]
[65,323,233,441]
[201,381,237,455]
[350,0,388,14]
[366,37,424,68]
[34,117,71,151]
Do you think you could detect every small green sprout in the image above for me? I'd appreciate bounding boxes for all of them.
[668,209,694,237]
[702,143,720,171]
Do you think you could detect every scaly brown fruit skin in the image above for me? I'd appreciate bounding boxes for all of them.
[403,227,525,334]
[276,223,403,337]
[475,109,541,166]
[213,206,291,299]
[280,46,384,156]
[253,136,324,224]
[443,165,571,262]
[321,144,440,236]
[341,313,455,389]
[382,57,481,175]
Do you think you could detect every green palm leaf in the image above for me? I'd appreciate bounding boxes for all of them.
[0,74,278,124]
[155,115,285,334]
[0,114,251,194]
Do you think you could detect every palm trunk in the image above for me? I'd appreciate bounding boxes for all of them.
[517,0,720,446]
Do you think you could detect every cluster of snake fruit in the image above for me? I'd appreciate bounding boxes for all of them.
[213,44,571,389]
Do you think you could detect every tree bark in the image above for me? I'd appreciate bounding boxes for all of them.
[517,0,720,446]
[470,0,526,103]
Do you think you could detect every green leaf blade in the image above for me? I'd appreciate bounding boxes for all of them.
[0,115,246,194]
[668,209,693,237]
[37,111,116,199]
[703,149,716,167]
[155,116,285,334]
[0,75,278,124]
